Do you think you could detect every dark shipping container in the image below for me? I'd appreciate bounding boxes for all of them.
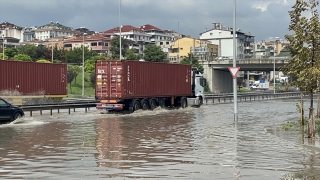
[95,60,192,100]
[0,60,67,95]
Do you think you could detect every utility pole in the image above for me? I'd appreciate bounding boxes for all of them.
[178,22,180,62]
[119,0,122,60]
[233,0,238,121]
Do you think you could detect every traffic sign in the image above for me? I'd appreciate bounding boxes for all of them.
[228,67,240,78]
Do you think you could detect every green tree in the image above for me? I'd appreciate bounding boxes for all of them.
[4,48,18,59]
[17,44,37,60]
[35,45,47,60]
[0,53,8,60]
[125,48,139,60]
[68,65,81,85]
[67,65,78,94]
[13,54,32,61]
[180,53,204,73]
[109,36,128,59]
[143,44,166,62]
[281,0,320,136]
[84,55,108,73]
[64,46,96,64]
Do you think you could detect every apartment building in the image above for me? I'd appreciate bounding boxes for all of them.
[199,23,255,59]
[34,21,77,41]
[169,37,218,63]
[63,34,110,54]
[103,24,181,58]
[0,21,24,42]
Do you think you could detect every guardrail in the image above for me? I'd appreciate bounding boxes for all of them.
[204,92,303,104]
[22,102,98,116]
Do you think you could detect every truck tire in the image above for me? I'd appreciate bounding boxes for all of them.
[181,98,187,108]
[199,96,203,106]
[159,98,166,108]
[141,99,150,110]
[150,99,157,110]
[133,100,141,111]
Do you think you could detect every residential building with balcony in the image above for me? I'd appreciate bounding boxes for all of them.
[23,27,36,42]
[34,21,77,41]
[199,23,255,59]
[63,34,110,54]
[169,37,218,63]
[190,42,218,62]
[0,37,21,52]
[156,40,174,60]
[139,24,173,43]
[103,25,152,57]
[252,40,288,58]
[103,24,181,58]
[0,21,24,42]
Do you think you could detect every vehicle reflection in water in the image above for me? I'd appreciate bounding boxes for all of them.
[93,111,194,179]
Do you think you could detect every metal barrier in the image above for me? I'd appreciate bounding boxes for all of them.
[204,92,303,104]
[22,102,98,116]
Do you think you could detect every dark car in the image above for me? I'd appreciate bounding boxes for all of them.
[0,98,24,121]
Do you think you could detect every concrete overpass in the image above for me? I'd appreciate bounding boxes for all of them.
[202,58,291,93]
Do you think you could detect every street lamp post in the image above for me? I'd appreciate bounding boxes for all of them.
[51,45,54,63]
[82,33,87,96]
[2,35,4,60]
[232,0,238,121]
[272,37,279,94]
[119,0,122,60]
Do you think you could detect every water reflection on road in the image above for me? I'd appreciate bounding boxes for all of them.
[0,98,319,179]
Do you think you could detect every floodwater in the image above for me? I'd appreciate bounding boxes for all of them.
[0,98,320,180]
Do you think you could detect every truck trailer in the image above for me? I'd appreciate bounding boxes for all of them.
[95,60,206,112]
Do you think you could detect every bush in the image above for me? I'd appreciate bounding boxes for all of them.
[36,59,51,63]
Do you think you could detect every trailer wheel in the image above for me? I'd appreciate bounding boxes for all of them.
[181,98,187,108]
[141,99,150,110]
[159,98,166,108]
[150,99,157,110]
[199,96,203,106]
[133,100,141,111]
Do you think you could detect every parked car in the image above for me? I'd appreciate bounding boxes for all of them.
[0,98,24,121]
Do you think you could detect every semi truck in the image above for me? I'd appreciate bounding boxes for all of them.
[95,60,206,113]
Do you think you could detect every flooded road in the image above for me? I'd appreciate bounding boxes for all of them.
[0,98,320,179]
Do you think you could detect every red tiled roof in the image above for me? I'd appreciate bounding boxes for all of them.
[63,34,110,43]
[103,25,141,33]
[139,24,161,31]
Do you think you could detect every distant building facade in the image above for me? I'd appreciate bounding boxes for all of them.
[34,21,77,41]
[199,23,255,59]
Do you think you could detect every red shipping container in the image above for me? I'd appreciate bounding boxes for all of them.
[0,60,67,95]
[95,60,192,100]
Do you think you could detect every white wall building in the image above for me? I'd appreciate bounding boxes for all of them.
[0,21,24,42]
[34,21,76,41]
[199,23,255,59]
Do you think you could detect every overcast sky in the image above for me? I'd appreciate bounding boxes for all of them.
[0,0,296,41]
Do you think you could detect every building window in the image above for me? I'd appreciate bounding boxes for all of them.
[91,42,97,46]
[166,42,169,45]
[64,44,72,48]
[160,42,163,45]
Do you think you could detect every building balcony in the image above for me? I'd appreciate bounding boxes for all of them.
[245,46,253,50]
